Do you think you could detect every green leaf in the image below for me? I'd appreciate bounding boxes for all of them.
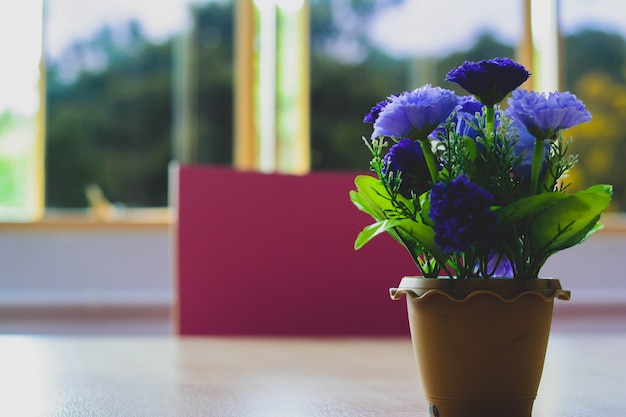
[530,184,612,254]
[351,178,441,256]
[461,136,479,161]
[352,175,405,218]
[350,176,388,221]
[353,217,448,272]
[350,175,452,270]
[496,192,568,225]
[350,176,405,247]
[350,190,382,221]
[354,219,403,250]
[394,218,447,263]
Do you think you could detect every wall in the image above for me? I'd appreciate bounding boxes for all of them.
[1,215,625,334]
[0,221,173,334]
[542,226,626,332]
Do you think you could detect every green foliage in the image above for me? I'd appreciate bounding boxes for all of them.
[310,50,408,169]
[529,185,611,253]
[351,174,446,275]
[43,1,626,212]
[46,36,174,207]
[496,184,612,277]
[564,30,626,87]
[350,56,613,278]
[45,2,234,207]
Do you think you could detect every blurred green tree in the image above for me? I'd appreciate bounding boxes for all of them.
[44,1,626,210]
[46,23,173,207]
[563,29,626,210]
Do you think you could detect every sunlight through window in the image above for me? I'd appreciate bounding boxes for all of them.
[0,1,44,221]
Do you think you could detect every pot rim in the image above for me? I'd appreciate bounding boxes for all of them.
[390,277,571,302]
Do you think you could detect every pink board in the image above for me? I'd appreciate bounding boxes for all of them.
[174,165,418,335]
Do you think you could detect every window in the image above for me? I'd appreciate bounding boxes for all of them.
[0,1,44,221]
[559,0,626,211]
[44,0,206,210]
[10,0,626,216]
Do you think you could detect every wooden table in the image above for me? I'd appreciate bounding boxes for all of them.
[0,334,624,416]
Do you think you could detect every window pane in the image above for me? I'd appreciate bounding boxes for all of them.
[45,1,623,212]
[0,1,44,221]
[309,0,522,171]
[560,0,626,211]
[45,0,186,208]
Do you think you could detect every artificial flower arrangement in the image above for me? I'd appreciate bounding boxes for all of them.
[351,57,612,279]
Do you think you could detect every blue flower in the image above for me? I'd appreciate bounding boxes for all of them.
[429,175,498,252]
[364,98,393,124]
[459,95,484,115]
[454,96,485,140]
[456,113,481,141]
[383,139,432,198]
[446,58,530,107]
[485,252,514,278]
[372,85,459,140]
[505,89,592,140]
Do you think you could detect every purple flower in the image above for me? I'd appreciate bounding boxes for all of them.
[383,139,432,198]
[364,98,392,123]
[505,89,592,140]
[456,112,482,141]
[454,96,485,140]
[372,85,459,140]
[485,252,514,278]
[456,96,483,140]
[446,58,530,107]
[429,175,498,252]
[459,95,484,115]
[454,97,505,154]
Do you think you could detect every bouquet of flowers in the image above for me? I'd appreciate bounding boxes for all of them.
[351,57,612,279]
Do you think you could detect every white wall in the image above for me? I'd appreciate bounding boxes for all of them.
[0,220,624,334]
[542,231,626,332]
[0,226,173,334]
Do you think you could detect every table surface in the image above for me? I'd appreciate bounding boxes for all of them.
[0,333,624,417]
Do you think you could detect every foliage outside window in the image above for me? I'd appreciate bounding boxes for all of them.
[42,0,626,211]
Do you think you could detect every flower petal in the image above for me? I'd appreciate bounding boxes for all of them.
[505,89,592,139]
[446,57,530,107]
[371,85,459,140]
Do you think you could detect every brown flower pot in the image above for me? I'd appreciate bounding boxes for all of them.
[390,277,570,417]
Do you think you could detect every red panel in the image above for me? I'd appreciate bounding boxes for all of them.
[175,165,418,335]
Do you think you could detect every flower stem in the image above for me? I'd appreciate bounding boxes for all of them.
[485,105,495,138]
[529,138,545,195]
[418,138,439,185]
